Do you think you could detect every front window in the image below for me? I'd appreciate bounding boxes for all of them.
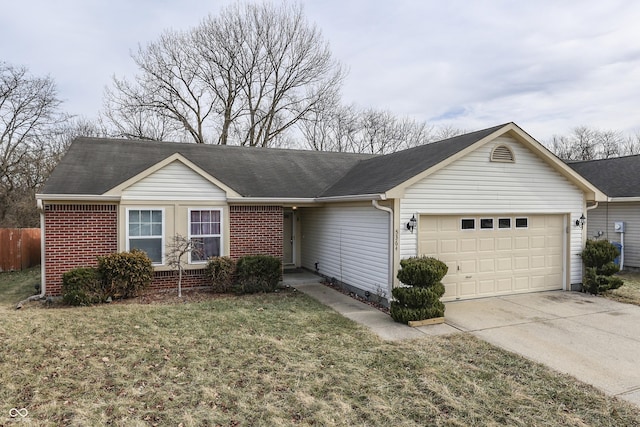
[128,209,163,264]
[189,209,222,262]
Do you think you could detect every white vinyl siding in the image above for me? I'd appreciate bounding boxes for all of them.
[587,202,640,268]
[399,136,585,287]
[122,160,226,200]
[301,204,389,296]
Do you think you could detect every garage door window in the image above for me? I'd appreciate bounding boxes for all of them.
[498,218,511,229]
[461,219,475,230]
[480,218,494,229]
[515,217,528,229]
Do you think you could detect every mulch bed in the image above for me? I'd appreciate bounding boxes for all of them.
[321,279,390,315]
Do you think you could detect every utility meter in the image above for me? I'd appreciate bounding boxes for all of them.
[614,221,625,233]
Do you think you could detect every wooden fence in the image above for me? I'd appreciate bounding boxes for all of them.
[0,228,41,272]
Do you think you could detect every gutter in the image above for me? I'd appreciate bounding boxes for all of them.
[315,194,386,203]
[35,194,121,202]
[372,200,394,301]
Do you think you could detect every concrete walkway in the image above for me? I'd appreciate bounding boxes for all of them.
[285,271,640,407]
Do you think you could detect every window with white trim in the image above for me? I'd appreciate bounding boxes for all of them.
[515,217,528,229]
[127,209,164,264]
[480,218,494,229]
[461,218,475,230]
[189,209,222,263]
[498,218,511,229]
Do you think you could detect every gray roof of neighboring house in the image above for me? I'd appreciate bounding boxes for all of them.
[42,123,508,199]
[567,155,640,198]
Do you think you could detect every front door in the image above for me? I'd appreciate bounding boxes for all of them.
[283,211,294,265]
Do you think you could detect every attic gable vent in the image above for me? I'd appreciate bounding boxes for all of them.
[490,145,515,163]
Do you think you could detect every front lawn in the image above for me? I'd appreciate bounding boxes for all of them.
[1,270,638,425]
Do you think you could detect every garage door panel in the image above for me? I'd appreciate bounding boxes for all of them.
[531,255,546,268]
[479,238,494,251]
[496,257,512,271]
[459,238,476,252]
[496,237,512,250]
[514,236,529,249]
[440,239,457,253]
[479,259,495,272]
[531,236,546,248]
[419,214,564,301]
[479,279,495,294]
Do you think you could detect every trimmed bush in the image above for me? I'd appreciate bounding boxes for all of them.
[580,239,620,272]
[580,240,622,295]
[391,256,448,323]
[234,255,281,294]
[206,256,237,293]
[97,249,154,299]
[62,267,104,306]
[397,256,448,288]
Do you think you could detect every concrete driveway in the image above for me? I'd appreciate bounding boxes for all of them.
[444,291,640,407]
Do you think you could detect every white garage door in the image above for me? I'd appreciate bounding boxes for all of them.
[419,214,564,301]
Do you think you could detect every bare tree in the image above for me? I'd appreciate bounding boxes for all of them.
[103,1,345,147]
[547,126,633,160]
[166,234,202,298]
[299,104,435,154]
[0,63,69,226]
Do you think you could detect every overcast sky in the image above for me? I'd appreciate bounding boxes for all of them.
[2,0,639,142]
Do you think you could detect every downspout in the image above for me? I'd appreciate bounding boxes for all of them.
[372,200,394,301]
[16,200,46,309]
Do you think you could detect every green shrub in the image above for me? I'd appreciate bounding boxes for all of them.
[391,284,445,307]
[234,255,281,294]
[61,267,104,306]
[391,256,448,324]
[389,302,445,324]
[397,256,448,288]
[206,256,236,293]
[580,240,622,294]
[580,240,620,271]
[97,249,154,299]
[582,267,624,295]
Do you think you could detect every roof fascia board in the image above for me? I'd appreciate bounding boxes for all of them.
[36,194,121,202]
[608,197,640,203]
[226,197,316,204]
[103,153,242,198]
[314,194,386,202]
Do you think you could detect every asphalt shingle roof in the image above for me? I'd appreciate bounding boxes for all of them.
[567,155,640,198]
[42,123,508,199]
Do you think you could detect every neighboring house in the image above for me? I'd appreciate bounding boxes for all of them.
[568,155,640,269]
[37,122,605,302]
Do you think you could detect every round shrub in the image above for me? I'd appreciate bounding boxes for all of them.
[392,284,445,308]
[62,267,104,306]
[397,256,448,288]
[206,256,236,293]
[97,249,153,299]
[389,302,445,324]
[234,255,281,294]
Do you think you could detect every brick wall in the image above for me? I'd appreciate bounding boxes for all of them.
[44,203,284,296]
[44,204,118,296]
[150,269,209,291]
[229,205,283,260]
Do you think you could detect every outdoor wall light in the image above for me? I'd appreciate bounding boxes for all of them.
[575,213,586,229]
[406,215,417,233]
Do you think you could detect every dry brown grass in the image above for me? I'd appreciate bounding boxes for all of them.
[1,271,639,426]
[607,271,640,306]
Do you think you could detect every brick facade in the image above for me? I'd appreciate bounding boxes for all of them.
[44,204,118,296]
[229,205,283,260]
[44,204,284,296]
